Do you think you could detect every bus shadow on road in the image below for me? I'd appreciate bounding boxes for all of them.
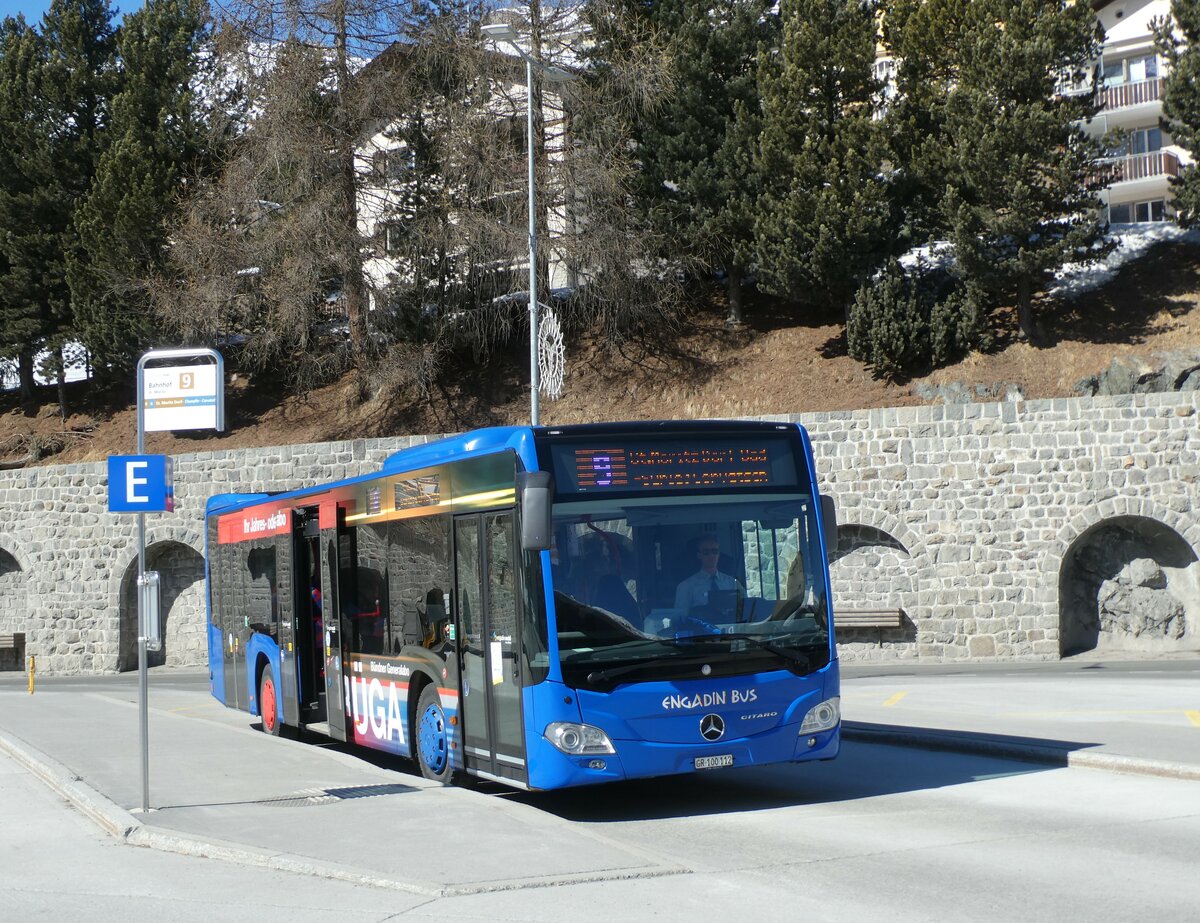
[516,731,1093,822]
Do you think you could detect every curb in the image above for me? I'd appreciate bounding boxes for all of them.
[842,722,1200,782]
[0,727,141,838]
[0,726,688,895]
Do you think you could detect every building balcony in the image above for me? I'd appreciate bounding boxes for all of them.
[1110,150,1179,183]
[1099,77,1163,112]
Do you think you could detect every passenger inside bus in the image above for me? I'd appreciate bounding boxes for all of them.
[565,533,639,623]
[308,546,324,682]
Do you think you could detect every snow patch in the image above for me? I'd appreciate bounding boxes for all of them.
[1051,223,1200,300]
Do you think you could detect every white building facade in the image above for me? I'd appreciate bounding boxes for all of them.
[1089,0,1190,224]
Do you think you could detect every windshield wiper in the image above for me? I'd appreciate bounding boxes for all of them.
[672,633,824,668]
[585,650,694,685]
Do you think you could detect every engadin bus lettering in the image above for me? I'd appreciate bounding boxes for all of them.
[661,688,759,711]
[205,422,841,791]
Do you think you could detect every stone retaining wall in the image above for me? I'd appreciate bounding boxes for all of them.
[1,393,1197,674]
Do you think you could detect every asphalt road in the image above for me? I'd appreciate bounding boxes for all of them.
[1,662,1198,920]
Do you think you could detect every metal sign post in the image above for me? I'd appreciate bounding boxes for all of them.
[131,348,224,813]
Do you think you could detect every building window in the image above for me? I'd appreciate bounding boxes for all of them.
[384,222,406,254]
[1110,127,1163,158]
[386,147,415,181]
[371,147,415,183]
[1109,200,1166,224]
[1130,127,1163,154]
[1128,54,1158,83]
[1102,53,1159,87]
[1135,200,1165,223]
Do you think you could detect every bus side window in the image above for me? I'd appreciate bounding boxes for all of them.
[388,514,452,652]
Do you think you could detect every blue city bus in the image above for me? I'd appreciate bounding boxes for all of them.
[204,421,841,790]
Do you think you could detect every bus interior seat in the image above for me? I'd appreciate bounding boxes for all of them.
[593,574,639,622]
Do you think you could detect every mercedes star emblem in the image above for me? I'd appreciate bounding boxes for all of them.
[700,713,725,741]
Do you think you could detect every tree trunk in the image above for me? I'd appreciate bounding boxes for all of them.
[334,0,367,370]
[1016,273,1037,344]
[725,266,744,327]
[18,348,36,402]
[56,345,68,421]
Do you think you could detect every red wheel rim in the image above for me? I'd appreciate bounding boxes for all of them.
[262,675,276,732]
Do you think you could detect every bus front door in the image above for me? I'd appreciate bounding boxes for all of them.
[455,512,527,786]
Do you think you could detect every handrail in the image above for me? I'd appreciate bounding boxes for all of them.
[1099,77,1162,111]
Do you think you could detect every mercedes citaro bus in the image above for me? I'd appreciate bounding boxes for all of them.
[205,421,841,790]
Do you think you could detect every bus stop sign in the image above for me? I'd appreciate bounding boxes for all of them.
[108,454,175,513]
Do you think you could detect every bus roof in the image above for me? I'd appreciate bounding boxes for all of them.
[205,421,806,518]
[381,426,536,473]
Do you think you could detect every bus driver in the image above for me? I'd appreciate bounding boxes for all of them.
[674,535,744,615]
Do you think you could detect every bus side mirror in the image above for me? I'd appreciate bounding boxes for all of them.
[518,471,553,551]
[820,495,838,554]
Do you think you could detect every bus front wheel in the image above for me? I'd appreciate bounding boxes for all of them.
[415,684,453,783]
[259,669,280,736]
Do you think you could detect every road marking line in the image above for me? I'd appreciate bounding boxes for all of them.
[1187,711,1200,728]
[882,692,908,708]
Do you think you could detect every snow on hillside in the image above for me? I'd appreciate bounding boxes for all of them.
[1051,223,1200,300]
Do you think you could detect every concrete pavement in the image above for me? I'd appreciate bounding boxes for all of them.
[841,658,1200,779]
[0,658,1197,896]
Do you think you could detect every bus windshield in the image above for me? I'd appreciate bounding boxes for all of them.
[549,493,830,690]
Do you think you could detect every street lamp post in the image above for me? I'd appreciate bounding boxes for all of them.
[481,22,571,427]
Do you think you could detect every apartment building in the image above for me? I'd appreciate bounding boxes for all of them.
[874,1,1191,225]
[355,21,580,317]
[1089,0,1189,224]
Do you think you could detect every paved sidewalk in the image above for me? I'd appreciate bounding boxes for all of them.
[0,674,683,896]
[841,659,1200,779]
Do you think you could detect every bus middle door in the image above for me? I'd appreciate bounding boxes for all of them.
[319,505,348,741]
[454,512,527,785]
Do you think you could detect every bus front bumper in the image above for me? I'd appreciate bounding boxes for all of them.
[526,722,840,790]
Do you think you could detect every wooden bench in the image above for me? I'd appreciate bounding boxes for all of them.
[834,609,905,629]
[0,632,25,670]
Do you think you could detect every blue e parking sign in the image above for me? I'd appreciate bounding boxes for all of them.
[108,455,175,513]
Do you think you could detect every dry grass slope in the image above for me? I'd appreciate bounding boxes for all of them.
[2,236,1198,468]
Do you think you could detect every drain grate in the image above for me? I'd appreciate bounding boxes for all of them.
[259,783,413,808]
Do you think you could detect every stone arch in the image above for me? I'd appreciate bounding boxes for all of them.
[0,540,30,667]
[829,519,919,656]
[0,533,35,576]
[114,527,206,672]
[830,505,925,565]
[830,522,918,606]
[1056,506,1200,657]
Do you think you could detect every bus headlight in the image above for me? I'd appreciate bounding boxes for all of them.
[799,697,840,734]
[545,722,616,755]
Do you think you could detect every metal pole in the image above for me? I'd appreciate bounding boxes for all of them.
[527,55,540,427]
[136,366,149,813]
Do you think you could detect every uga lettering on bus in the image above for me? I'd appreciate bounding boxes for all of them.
[348,676,407,744]
[661,688,758,710]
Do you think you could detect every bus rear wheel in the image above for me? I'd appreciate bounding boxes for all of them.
[259,669,280,736]
[415,684,453,783]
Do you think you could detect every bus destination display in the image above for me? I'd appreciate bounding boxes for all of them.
[558,438,799,492]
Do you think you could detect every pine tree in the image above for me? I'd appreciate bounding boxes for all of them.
[1156,0,1200,226]
[753,0,891,320]
[888,0,1109,343]
[38,0,118,400]
[627,0,778,324]
[0,16,55,399]
[69,0,210,383]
